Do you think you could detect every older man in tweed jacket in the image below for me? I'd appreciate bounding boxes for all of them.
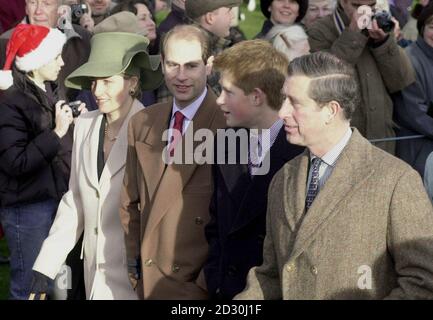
[236,52,433,300]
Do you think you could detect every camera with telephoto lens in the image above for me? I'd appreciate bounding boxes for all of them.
[62,101,82,118]
[372,10,395,33]
[70,3,89,24]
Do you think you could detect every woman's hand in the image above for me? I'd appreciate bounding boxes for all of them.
[80,13,94,32]
[80,2,94,32]
[54,100,74,138]
[390,17,402,41]
[77,101,88,114]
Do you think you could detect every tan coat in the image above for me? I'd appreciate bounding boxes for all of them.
[236,129,433,299]
[120,89,226,299]
[307,10,415,154]
[33,101,143,300]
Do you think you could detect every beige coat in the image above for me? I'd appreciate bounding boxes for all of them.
[236,129,433,299]
[120,89,226,299]
[33,101,143,300]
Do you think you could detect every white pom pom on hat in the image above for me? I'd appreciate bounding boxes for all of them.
[0,24,66,90]
[0,70,13,90]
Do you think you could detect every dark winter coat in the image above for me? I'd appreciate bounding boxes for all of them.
[0,71,73,207]
[394,36,433,177]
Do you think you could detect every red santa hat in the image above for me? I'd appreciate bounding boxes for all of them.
[0,24,67,90]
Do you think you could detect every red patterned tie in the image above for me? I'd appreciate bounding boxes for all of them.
[169,111,185,157]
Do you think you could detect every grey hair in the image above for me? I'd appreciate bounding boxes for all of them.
[287,51,361,120]
[311,0,337,8]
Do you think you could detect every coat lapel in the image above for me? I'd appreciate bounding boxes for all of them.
[219,128,250,205]
[144,90,220,238]
[229,129,299,234]
[98,101,143,187]
[283,151,310,232]
[135,102,172,198]
[83,113,104,191]
[289,130,375,260]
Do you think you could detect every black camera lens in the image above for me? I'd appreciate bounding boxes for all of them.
[70,4,88,24]
[373,10,395,33]
[63,101,82,118]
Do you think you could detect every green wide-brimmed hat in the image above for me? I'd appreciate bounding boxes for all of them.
[65,32,163,91]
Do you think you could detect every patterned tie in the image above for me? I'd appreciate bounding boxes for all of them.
[248,134,262,174]
[305,158,322,211]
[168,111,185,157]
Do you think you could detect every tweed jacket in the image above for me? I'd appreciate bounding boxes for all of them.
[236,129,433,299]
[120,89,226,299]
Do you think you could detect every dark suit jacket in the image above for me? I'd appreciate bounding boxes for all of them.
[204,127,304,300]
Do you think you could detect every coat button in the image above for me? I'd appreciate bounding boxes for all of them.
[195,217,203,225]
[94,227,98,235]
[286,263,295,272]
[96,190,100,198]
[311,266,318,275]
[144,259,153,267]
[172,264,180,273]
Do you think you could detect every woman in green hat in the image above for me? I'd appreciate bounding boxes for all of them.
[29,31,163,300]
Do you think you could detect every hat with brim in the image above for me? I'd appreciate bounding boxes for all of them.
[65,32,163,91]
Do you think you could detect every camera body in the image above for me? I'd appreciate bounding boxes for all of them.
[372,10,395,33]
[70,3,89,24]
[62,101,82,118]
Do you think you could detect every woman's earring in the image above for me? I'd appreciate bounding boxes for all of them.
[129,89,135,96]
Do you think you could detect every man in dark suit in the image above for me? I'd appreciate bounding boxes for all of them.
[204,39,304,300]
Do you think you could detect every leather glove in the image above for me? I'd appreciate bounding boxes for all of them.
[29,271,51,300]
[127,258,141,290]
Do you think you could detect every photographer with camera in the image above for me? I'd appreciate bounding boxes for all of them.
[0,24,86,300]
[66,1,95,32]
[307,0,416,155]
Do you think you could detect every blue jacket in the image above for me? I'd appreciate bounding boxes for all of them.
[394,36,433,177]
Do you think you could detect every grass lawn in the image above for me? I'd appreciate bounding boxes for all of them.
[238,5,266,39]
[0,4,266,301]
[0,238,10,299]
